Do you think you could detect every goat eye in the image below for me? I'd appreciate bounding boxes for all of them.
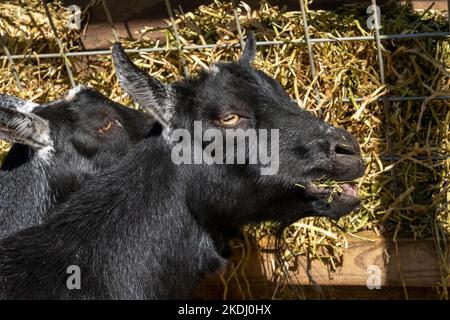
[97,121,114,134]
[219,114,241,126]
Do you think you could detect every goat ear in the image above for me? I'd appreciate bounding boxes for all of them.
[111,43,174,131]
[239,32,256,65]
[0,94,40,113]
[0,107,51,149]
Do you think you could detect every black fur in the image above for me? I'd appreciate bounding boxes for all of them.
[0,37,364,299]
[0,87,155,238]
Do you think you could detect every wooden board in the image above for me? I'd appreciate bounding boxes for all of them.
[194,231,449,299]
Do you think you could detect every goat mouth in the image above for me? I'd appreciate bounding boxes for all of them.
[300,180,360,201]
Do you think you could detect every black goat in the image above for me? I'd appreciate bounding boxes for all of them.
[0,34,364,299]
[0,87,154,238]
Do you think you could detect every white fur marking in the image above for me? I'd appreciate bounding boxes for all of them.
[36,125,54,163]
[65,85,87,101]
[17,101,39,113]
[39,124,52,148]
[37,145,54,164]
[210,64,220,75]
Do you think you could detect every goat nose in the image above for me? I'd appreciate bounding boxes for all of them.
[331,130,360,157]
[333,142,359,156]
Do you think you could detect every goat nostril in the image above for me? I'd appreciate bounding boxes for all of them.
[334,144,357,156]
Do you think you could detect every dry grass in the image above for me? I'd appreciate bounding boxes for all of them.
[0,0,449,299]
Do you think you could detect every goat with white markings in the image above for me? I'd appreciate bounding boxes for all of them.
[0,34,364,299]
[0,87,155,238]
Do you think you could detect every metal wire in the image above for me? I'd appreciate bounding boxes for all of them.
[0,36,22,90]
[448,0,450,31]
[101,0,120,42]
[371,0,400,197]
[299,0,320,104]
[380,154,450,162]
[341,94,450,103]
[372,1,386,85]
[311,31,450,42]
[164,0,189,77]
[2,31,449,60]
[231,0,245,48]
[41,0,76,88]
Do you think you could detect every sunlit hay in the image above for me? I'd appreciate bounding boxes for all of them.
[0,0,80,159]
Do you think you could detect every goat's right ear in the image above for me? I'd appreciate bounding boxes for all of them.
[0,94,40,113]
[111,43,174,132]
[0,107,51,149]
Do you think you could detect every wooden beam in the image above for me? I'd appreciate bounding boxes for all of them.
[255,231,449,287]
[194,231,449,299]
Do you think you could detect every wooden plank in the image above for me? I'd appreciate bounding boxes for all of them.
[193,231,449,299]
[273,232,428,287]
[194,282,440,299]
[255,231,448,287]
[404,0,449,10]
[78,19,168,51]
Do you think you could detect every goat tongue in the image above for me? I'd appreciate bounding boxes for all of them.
[340,183,358,198]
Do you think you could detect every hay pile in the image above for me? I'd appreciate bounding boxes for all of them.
[0,0,449,299]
